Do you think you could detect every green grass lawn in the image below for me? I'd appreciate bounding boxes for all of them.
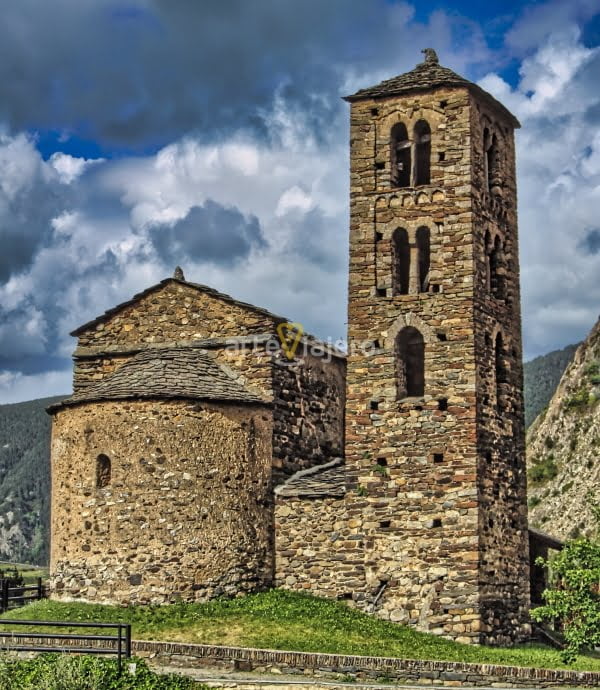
[1,589,599,672]
[0,561,48,584]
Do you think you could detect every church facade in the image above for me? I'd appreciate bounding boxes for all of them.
[48,51,530,645]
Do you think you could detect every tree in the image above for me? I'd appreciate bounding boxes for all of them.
[531,495,600,662]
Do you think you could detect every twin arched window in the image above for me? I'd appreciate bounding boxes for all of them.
[396,327,425,398]
[391,120,431,188]
[393,226,430,295]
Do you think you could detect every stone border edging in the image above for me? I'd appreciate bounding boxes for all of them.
[131,640,600,688]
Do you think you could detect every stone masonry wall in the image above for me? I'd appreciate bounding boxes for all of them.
[72,281,278,391]
[272,350,346,480]
[342,86,483,643]
[470,95,530,642]
[49,398,273,604]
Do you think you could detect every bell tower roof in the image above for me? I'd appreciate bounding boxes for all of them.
[344,49,520,128]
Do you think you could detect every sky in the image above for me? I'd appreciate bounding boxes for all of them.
[0,0,599,404]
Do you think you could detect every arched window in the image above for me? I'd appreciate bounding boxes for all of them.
[390,123,411,188]
[490,236,504,300]
[484,230,492,292]
[495,333,507,411]
[414,120,431,186]
[96,454,111,489]
[392,228,410,295]
[416,226,430,293]
[396,327,425,398]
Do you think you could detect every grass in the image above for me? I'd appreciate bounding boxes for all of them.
[1,590,600,672]
[0,561,48,584]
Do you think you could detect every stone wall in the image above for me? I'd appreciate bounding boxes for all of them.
[49,398,273,604]
[72,281,278,391]
[272,350,346,480]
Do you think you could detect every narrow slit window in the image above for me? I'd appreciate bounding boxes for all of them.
[392,228,410,295]
[490,236,505,300]
[414,120,431,186]
[96,454,111,489]
[396,327,425,399]
[495,332,507,411]
[416,226,430,293]
[390,123,411,188]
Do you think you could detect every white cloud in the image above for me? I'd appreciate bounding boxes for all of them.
[0,369,71,405]
[49,152,101,184]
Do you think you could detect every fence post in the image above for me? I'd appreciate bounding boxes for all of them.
[36,577,43,601]
[1,579,8,612]
[125,623,132,659]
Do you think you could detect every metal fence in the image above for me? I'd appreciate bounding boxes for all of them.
[0,578,45,612]
[0,620,132,672]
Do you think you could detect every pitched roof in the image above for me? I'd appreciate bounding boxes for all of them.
[48,347,267,412]
[70,276,288,337]
[345,49,520,128]
[275,458,346,499]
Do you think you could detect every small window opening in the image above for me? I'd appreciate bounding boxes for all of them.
[490,236,505,300]
[433,453,444,463]
[484,129,500,193]
[431,518,443,528]
[370,108,379,117]
[416,226,431,293]
[390,122,411,188]
[430,284,441,293]
[376,287,387,297]
[396,327,425,399]
[495,332,508,411]
[375,161,385,170]
[96,454,111,489]
[485,451,493,463]
[373,339,381,349]
[438,398,448,411]
[414,120,431,186]
[379,520,391,529]
[437,332,447,342]
[338,592,354,600]
[370,400,379,411]
[376,457,388,467]
[440,100,448,108]
[375,231,383,242]
[438,152,446,162]
[392,227,410,295]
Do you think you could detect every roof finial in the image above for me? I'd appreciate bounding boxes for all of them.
[421,48,439,65]
[173,266,185,281]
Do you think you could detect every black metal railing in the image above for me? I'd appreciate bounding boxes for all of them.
[0,577,45,612]
[0,620,132,672]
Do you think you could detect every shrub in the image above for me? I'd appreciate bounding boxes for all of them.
[544,436,555,450]
[531,539,600,663]
[528,496,542,508]
[564,388,591,411]
[0,655,195,690]
[528,456,559,485]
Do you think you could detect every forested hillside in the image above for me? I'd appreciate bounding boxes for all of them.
[0,396,65,565]
[524,343,579,428]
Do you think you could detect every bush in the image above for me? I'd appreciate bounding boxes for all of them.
[528,457,559,485]
[564,388,591,411]
[544,436,555,450]
[528,496,542,508]
[0,655,196,690]
[531,539,600,663]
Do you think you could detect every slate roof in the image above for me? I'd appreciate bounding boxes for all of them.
[48,347,267,412]
[70,276,289,337]
[345,50,520,128]
[275,458,346,499]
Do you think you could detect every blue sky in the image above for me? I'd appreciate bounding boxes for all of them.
[0,0,599,402]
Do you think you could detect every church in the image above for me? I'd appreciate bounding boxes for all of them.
[48,49,535,645]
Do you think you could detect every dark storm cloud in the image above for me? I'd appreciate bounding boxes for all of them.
[580,228,600,255]
[149,201,266,267]
[0,0,485,149]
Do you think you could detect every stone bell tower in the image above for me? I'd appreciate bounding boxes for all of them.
[343,49,530,644]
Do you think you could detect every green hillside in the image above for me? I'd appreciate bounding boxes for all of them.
[0,395,65,565]
[524,343,579,428]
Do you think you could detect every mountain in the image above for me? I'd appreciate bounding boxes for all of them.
[523,343,579,428]
[527,317,600,539]
[0,396,65,565]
